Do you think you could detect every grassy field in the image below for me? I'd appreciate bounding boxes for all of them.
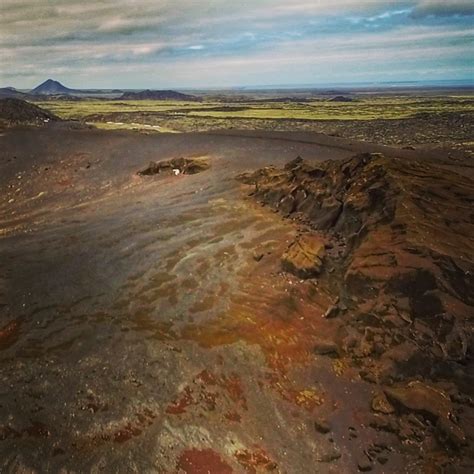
[36,95,474,123]
[34,100,208,119]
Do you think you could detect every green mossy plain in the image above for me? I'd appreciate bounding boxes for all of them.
[36,95,474,123]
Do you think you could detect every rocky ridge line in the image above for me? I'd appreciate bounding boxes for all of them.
[238,152,474,459]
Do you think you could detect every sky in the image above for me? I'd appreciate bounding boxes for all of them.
[1,0,473,89]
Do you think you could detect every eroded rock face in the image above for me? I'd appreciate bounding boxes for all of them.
[238,153,474,459]
[138,157,210,176]
[238,153,474,380]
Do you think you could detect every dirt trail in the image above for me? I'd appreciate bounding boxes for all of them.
[0,127,470,472]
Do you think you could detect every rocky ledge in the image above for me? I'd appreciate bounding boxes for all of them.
[238,152,474,462]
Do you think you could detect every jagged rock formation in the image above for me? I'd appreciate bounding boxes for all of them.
[238,153,474,380]
[0,98,59,126]
[238,153,474,454]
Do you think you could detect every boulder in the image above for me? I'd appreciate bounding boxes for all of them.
[281,234,326,279]
[371,392,395,414]
[314,418,331,434]
[313,339,339,357]
[384,381,466,447]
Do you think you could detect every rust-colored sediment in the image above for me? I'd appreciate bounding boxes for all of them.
[177,448,233,474]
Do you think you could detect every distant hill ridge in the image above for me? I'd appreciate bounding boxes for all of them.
[329,95,354,102]
[0,87,31,99]
[120,89,199,101]
[4,80,199,100]
[0,98,59,126]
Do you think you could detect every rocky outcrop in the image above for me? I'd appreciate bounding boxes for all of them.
[238,153,473,375]
[238,152,474,458]
[138,157,210,176]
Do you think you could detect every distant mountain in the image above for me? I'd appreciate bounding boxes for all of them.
[31,79,74,95]
[120,89,199,101]
[0,87,30,99]
[0,98,59,126]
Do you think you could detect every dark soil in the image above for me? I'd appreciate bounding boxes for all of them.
[0,126,473,472]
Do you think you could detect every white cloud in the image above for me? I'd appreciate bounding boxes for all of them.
[0,0,472,87]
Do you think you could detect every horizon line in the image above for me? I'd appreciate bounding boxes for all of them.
[8,78,474,92]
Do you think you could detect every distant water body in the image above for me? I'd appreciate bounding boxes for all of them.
[237,79,474,90]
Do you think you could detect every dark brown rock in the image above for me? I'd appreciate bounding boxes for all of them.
[371,392,395,414]
[317,447,341,463]
[384,381,466,447]
[313,340,339,358]
[436,417,467,448]
[357,454,373,472]
[368,414,398,433]
[384,381,451,420]
[314,418,331,434]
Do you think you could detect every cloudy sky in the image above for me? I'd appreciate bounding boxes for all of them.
[1,0,473,89]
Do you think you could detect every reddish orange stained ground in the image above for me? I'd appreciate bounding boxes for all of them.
[176,268,339,416]
[0,320,21,350]
[166,387,194,415]
[196,371,247,410]
[234,447,278,473]
[263,372,323,412]
[177,448,233,474]
[223,411,241,422]
[166,370,248,416]
[178,242,340,371]
[181,285,334,374]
